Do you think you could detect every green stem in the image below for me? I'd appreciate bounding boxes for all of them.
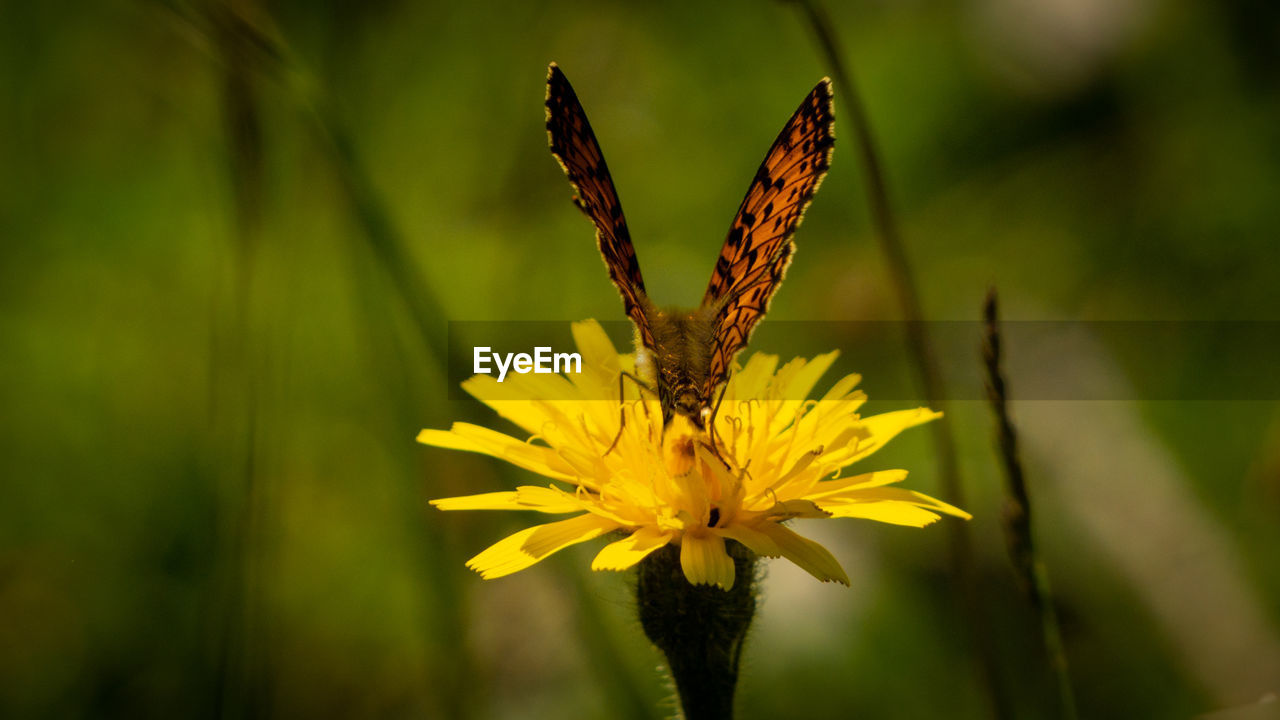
[211,3,268,715]
[1035,562,1079,720]
[636,542,759,720]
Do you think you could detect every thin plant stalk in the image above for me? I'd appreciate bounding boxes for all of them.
[983,290,1079,720]
[784,1,1010,717]
[210,3,269,715]
[158,3,652,714]
[160,2,471,715]
[300,48,657,720]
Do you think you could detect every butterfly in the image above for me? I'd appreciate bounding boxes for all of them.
[546,63,834,433]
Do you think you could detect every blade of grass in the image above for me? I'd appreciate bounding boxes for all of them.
[343,242,479,720]
[208,2,269,715]
[983,290,1079,720]
[314,74,661,720]
[158,3,655,714]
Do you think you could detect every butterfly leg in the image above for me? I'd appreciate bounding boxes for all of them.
[605,370,656,455]
[704,382,732,466]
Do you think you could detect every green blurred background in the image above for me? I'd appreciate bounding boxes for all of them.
[3,0,1279,718]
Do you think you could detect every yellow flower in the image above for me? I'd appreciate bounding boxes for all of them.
[421,320,969,590]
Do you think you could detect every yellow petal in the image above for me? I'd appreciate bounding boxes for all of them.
[767,351,840,433]
[777,351,840,400]
[844,408,943,464]
[803,470,910,500]
[431,491,522,511]
[555,443,610,487]
[558,321,628,435]
[716,523,781,558]
[759,447,826,498]
[591,526,673,571]
[818,501,946,527]
[727,353,778,401]
[416,427,478,451]
[792,393,869,452]
[513,485,587,513]
[450,422,576,478]
[466,514,618,579]
[680,532,736,590]
[758,498,831,520]
[418,424,578,482]
[818,372,862,403]
[818,486,971,522]
[431,485,584,513]
[459,376,608,455]
[570,319,622,388]
[754,522,850,585]
[460,375,567,435]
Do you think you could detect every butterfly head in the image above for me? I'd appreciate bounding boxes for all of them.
[675,389,701,418]
[671,386,708,430]
[657,372,710,431]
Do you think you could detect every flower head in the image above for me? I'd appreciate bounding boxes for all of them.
[421,320,969,589]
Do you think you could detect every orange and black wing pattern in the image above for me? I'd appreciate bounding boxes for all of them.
[702,79,835,395]
[546,63,654,349]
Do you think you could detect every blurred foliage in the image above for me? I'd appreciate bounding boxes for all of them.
[2,0,1279,718]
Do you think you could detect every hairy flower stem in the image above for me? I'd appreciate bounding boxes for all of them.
[636,542,758,720]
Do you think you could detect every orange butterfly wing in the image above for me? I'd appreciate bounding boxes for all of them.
[545,64,655,349]
[702,79,835,397]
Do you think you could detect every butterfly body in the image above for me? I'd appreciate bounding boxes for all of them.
[636,302,719,426]
[546,64,834,430]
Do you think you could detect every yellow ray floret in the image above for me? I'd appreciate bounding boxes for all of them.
[422,319,969,589]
